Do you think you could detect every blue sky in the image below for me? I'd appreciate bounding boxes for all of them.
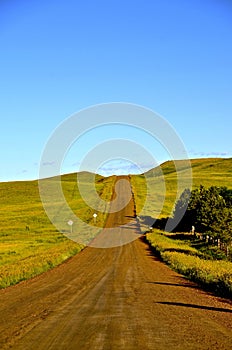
[0,0,232,181]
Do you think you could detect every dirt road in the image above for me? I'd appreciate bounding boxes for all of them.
[0,176,232,349]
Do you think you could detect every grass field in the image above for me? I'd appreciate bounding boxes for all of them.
[131,158,232,222]
[0,173,115,288]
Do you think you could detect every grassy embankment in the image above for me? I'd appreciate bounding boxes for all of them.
[147,230,232,297]
[131,158,232,297]
[0,173,115,288]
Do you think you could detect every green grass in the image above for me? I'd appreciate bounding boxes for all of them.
[147,230,232,297]
[162,252,232,297]
[0,173,115,288]
[146,230,201,256]
[131,158,232,220]
[0,238,83,288]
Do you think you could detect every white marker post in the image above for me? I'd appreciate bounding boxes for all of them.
[67,220,74,234]
[93,213,97,224]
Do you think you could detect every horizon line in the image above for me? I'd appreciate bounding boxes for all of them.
[1,156,231,184]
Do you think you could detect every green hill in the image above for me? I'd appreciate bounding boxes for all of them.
[146,158,232,186]
[130,158,232,221]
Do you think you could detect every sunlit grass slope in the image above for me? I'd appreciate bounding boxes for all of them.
[0,173,115,288]
[131,158,232,220]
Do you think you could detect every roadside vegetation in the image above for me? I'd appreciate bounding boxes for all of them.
[131,158,232,297]
[173,185,232,258]
[0,173,115,288]
[147,230,232,298]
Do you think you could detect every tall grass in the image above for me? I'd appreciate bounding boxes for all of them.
[146,230,201,256]
[162,252,232,297]
[147,230,232,297]
[0,239,83,288]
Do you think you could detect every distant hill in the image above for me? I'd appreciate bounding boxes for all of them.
[144,158,232,189]
[130,158,232,220]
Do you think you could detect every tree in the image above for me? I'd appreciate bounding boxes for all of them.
[173,188,191,231]
[174,185,232,243]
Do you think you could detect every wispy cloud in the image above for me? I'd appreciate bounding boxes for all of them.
[72,161,81,167]
[16,169,28,175]
[189,150,231,157]
[98,160,156,176]
[42,161,56,166]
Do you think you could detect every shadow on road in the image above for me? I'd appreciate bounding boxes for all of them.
[156,301,232,313]
[147,281,199,290]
